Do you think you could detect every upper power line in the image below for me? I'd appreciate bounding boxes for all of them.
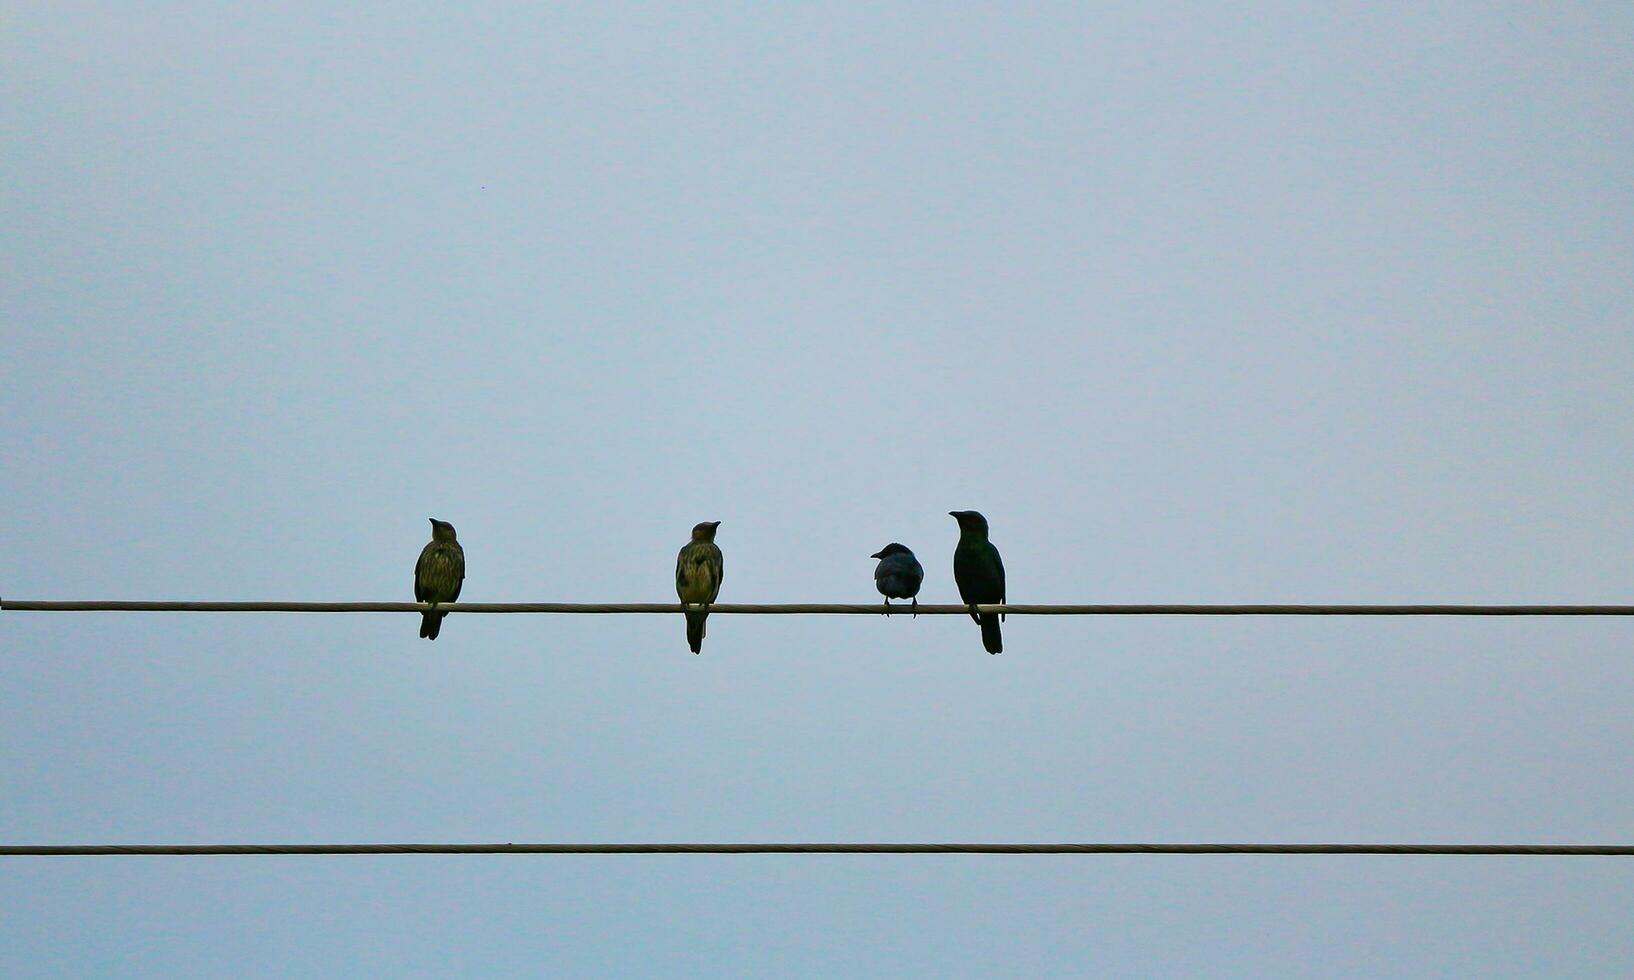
[4,842,1633,857]
[4,600,1634,615]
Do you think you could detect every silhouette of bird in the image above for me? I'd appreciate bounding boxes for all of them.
[414,518,465,640]
[950,510,1005,653]
[675,521,723,653]
[871,543,924,616]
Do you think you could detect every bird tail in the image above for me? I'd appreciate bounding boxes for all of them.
[420,611,445,640]
[979,613,1002,654]
[686,609,707,654]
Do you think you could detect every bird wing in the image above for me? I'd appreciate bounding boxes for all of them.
[449,542,465,601]
[993,544,1006,615]
[876,554,924,596]
[707,544,723,602]
[676,542,724,603]
[905,555,925,593]
[954,542,1005,604]
[414,541,437,601]
[416,543,464,603]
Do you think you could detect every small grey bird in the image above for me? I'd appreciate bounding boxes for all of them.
[675,520,724,653]
[871,543,924,616]
[414,518,465,640]
[950,510,1005,653]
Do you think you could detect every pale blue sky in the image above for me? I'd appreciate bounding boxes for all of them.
[4,3,1634,976]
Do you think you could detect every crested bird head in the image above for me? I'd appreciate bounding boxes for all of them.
[429,518,458,542]
[871,543,913,560]
[949,510,989,535]
[691,521,722,542]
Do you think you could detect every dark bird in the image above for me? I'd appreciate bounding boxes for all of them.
[675,521,724,653]
[950,510,1005,653]
[414,518,465,640]
[871,543,924,616]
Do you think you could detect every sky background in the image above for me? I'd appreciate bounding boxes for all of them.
[4,2,1634,976]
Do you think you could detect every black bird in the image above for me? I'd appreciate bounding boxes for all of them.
[414,518,465,640]
[675,521,724,653]
[950,510,1005,653]
[871,543,924,616]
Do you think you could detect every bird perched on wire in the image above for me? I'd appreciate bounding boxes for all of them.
[871,543,924,616]
[675,521,724,653]
[414,518,465,640]
[950,510,1005,653]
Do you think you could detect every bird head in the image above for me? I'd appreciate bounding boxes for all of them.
[691,521,722,542]
[429,518,458,542]
[871,543,913,560]
[949,510,989,535]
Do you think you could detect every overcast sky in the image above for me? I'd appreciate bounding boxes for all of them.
[5,3,1634,976]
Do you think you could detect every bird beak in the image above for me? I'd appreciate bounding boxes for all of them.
[870,550,883,559]
[948,511,960,518]
[710,521,722,528]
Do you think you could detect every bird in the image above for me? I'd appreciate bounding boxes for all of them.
[950,510,1005,653]
[414,518,465,640]
[871,543,924,616]
[675,521,723,653]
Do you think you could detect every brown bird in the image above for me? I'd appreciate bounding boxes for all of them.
[414,518,465,640]
[675,520,723,653]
